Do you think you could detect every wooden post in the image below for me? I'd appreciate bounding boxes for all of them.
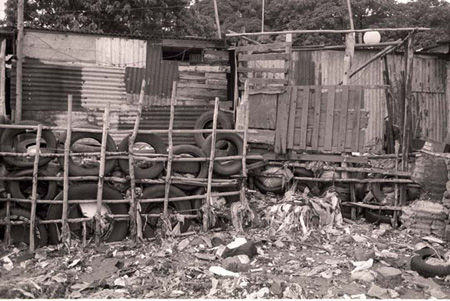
[0,39,6,117]
[4,194,10,246]
[400,31,415,205]
[342,0,355,85]
[15,0,24,122]
[240,82,250,217]
[393,140,400,228]
[95,103,110,246]
[213,0,222,39]
[261,0,265,32]
[162,81,177,236]
[129,80,145,241]
[383,56,395,154]
[29,124,42,252]
[203,97,219,232]
[61,95,73,246]
[286,34,294,86]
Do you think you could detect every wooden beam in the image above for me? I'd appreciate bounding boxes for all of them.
[228,30,261,45]
[15,0,24,122]
[213,0,221,39]
[226,27,431,37]
[0,39,5,117]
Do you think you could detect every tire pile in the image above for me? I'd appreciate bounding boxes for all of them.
[0,110,245,247]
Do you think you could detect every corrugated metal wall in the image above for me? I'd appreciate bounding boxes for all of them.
[14,30,225,145]
[292,50,448,151]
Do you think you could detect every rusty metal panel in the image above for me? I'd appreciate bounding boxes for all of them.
[117,106,215,145]
[12,60,127,112]
[96,36,147,67]
[125,67,146,94]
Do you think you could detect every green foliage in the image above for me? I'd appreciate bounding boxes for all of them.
[4,0,450,47]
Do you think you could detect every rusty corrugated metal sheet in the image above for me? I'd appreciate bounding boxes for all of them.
[96,37,147,67]
[12,60,127,112]
[117,106,216,145]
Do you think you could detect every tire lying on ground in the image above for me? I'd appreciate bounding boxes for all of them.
[118,134,166,179]
[0,207,48,247]
[172,144,208,191]
[8,169,58,210]
[194,110,233,148]
[46,183,128,244]
[254,167,284,194]
[140,185,191,237]
[363,209,393,225]
[411,247,450,278]
[1,120,57,168]
[202,133,243,176]
[58,130,117,176]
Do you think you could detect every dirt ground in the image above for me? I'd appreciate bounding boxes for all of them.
[0,193,450,299]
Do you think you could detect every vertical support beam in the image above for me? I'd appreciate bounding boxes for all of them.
[261,0,265,32]
[342,0,355,85]
[5,194,10,246]
[15,0,24,122]
[95,103,110,246]
[0,39,6,118]
[213,0,221,39]
[163,81,177,236]
[29,124,42,252]
[61,95,73,246]
[383,56,395,154]
[129,80,145,241]
[203,97,219,232]
[400,32,415,206]
[285,34,294,86]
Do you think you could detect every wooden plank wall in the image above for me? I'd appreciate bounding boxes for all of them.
[235,42,292,89]
[245,85,375,154]
[176,50,230,107]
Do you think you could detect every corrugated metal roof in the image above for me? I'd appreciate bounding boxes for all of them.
[25,26,224,43]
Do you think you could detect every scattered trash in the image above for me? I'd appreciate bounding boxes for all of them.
[376,266,402,279]
[2,256,13,271]
[351,259,373,274]
[209,266,240,277]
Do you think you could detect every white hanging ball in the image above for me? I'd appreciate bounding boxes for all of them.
[363,31,381,44]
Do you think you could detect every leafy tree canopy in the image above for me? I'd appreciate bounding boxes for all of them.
[4,0,450,47]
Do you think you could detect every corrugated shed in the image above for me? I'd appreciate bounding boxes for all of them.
[96,37,147,67]
[12,60,128,112]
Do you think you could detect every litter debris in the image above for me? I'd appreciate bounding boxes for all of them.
[351,259,373,274]
[209,266,240,278]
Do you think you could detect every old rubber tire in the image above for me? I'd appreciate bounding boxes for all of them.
[46,184,128,244]
[1,120,57,168]
[0,207,48,247]
[118,134,166,179]
[254,177,284,194]
[8,169,58,210]
[194,110,233,148]
[141,185,191,236]
[411,248,450,278]
[202,133,243,176]
[172,144,208,191]
[370,174,387,203]
[58,131,117,176]
[363,209,393,225]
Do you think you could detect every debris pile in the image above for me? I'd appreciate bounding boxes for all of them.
[401,200,448,238]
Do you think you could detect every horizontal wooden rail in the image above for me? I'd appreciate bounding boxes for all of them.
[226,27,430,37]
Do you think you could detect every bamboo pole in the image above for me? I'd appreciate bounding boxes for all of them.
[0,39,6,117]
[95,102,110,246]
[61,95,73,246]
[239,81,250,215]
[226,27,431,37]
[162,82,177,236]
[203,97,220,232]
[213,0,222,39]
[28,124,42,252]
[129,80,145,241]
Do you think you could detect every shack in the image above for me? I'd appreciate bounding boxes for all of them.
[9,27,231,144]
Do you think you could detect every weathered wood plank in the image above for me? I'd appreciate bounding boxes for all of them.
[239,53,290,61]
[237,67,288,73]
[179,65,230,73]
[248,129,276,144]
[235,42,291,53]
[324,86,336,151]
[177,82,227,90]
[353,87,362,151]
[311,87,322,149]
[239,78,288,84]
[248,94,278,130]
[275,88,291,154]
[338,86,349,152]
[287,87,298,149]
[299,87,310,149]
